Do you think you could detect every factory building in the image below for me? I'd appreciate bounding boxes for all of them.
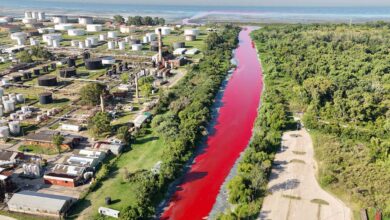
[24,131,83,150]
[0,24,21,33]
[7,191,74,218]
[86,24,102,32]
[44,164,88,187]
[93,142,124,155]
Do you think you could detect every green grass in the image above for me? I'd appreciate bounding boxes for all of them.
[18,144,63,155]
[0,210,54,220]
[67,129,164,219]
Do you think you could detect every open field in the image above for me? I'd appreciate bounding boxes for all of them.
[68,128,164,219]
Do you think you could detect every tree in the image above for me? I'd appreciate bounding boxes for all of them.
[80,83,105,106]
[17,50,33,63]
[120,72,129,84]
[116,126,132,145]
[52,133,64,154]
[113,15,124,24]
[88,112,112,137]
[143,16,154,25]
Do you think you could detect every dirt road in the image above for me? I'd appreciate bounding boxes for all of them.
[259,128,352,220]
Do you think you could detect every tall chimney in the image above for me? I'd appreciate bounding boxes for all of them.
[158,28,163,63]
[100,94,104,112]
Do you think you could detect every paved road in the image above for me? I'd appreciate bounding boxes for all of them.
[259,128,352,220]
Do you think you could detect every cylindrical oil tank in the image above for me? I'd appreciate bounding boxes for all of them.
[185,35,196,41]
[0,126,9,139]
[173,42,185,49]
[39,92,53,104]
[184,29,200,36]
[118,41,125,50]
[68,57,76,67]
[87,37,98,45]
[2,96,9,103]
[85,39,92,48]
[3,100,15,113]
[9,121,20,135]
[59,67,77,78]
[79,41,86,49]
[85,58,103,70]
[1,79,9,86]
[21,106,30,113]
[142,36,149,44]
[16,94,24,103]
[132,44,142,51]
[107,31,118,39]
[33,69,40,76]
[107,41,115,50]
[12,74,23,82]
[99,34,107,41]
[38,75,57,86]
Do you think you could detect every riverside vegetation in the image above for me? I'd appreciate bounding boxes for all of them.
[219,23,389,219]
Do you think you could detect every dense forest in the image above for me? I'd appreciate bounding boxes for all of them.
[250,23,390,216]
[114,25,241,219]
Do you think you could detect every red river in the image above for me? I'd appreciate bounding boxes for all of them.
[161,27,263,220]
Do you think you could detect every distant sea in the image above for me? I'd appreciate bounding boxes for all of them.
[2,0,390,24]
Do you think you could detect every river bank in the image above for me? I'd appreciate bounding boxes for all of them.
[160,27,263,220]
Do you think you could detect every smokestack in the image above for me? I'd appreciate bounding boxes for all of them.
[100,94,105,112]
[135,73,139,100]
[158,28,162,63]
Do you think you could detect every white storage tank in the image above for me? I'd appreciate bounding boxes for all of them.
[132,44,142,51]
[99,34,107,41]
[86,24,102,32]
[68,29,85,36]
[9,121,20,135]
[21,106,30,113]
[31,11,39,19]
[107,31,118,39]
[85,39,92,48]
[0,126,9,139]
[1,95,9,102]
[102,56,115,65]
[16,94,24,103]
[4,100,15,113]
[184,29,200,36]
[1,79,9,86]
[87,36,98,45]
[155,27,171,36]
[146,33,157,41]
[79,41,86,49]
[22,18,37,24]
[55,23,74,31]
[107,41,115,50]
[24,11,32,19]
[42,33,62,43]
[10,32,27,45]
[52,15,67,24]
[52,39,60,48]
[142,36,149,44]
[78,16,93,25]
[118,41,125,50]
[37,12,45,21]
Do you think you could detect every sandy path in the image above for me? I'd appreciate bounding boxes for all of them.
[259,128,352,220]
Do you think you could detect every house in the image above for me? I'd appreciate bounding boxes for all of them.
[44,164,87,187]
[7,190,74,218]
[167,56,187,68]
[173,48,187,55]
[0,150,23,166]
[0,24,21,33]
[24,131,83,150]
[93,142,123,155]
[185,48,200,55]
[60,123,81,132]
[66,155,100,169]
[133,112,152,128]
[78,149,106,162]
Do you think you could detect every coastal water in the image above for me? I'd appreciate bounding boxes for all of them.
[2,1,390,23]
[160,27,263,220]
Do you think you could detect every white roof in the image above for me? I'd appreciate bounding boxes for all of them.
[173,48,187,55]
[185,48,199,55]
[134,114,149,128]
[7,191,72,213]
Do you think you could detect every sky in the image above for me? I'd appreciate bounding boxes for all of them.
[32,0,390,7]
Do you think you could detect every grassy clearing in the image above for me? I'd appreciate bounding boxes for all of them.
[68,128,164,219]
[18,144,63,155]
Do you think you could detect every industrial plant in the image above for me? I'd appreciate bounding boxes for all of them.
[0,11,209,219]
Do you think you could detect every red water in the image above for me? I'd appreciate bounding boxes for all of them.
[161,27,263,220]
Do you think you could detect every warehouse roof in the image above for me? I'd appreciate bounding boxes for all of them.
[7,190,72,213]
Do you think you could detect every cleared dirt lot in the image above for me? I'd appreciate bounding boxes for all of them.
[259,128,352,220]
